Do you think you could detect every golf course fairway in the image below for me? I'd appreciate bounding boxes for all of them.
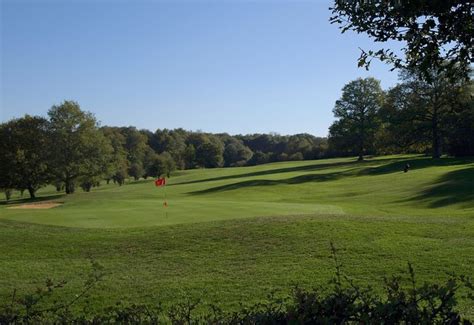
[1,155,473,315]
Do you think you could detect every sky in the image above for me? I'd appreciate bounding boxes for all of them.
[1,0,401,137]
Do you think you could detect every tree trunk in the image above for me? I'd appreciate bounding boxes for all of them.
[358,136,364,161]
[358,113,365,161]
[27,186,36,199]
[65,179,75,194]
[432,104,442,159]
[432,131,442,159]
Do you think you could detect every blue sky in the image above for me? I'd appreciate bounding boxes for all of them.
[1,0,400,136]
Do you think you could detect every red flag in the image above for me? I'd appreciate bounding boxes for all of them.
[155,177,166,187]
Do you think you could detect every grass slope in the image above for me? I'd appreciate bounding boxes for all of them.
[0,155,473,315]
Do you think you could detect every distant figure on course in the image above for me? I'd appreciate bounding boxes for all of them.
[404,163,411,173]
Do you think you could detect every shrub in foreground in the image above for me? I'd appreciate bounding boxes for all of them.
[1,252,472,324]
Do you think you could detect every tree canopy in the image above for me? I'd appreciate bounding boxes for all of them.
[0,115,50,198]
[329,77,384,160]
[330,0,474,79]
[48,101,112,194]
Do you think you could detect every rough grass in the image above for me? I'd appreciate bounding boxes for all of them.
[0,155,473,315]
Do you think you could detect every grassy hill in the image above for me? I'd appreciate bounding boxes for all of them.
[1,155,473,315]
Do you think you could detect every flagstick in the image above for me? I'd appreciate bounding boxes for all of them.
[164,182,168,218]
[156,177,168,218]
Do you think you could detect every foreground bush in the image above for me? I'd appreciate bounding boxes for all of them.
[1,250,472,324]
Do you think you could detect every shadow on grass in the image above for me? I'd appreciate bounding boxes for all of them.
[188,168,358,195]
[175,157,405,186]
[0,194,66,206]
[357,156,473,176]
[403,167,474,208]
[188,156,474,197]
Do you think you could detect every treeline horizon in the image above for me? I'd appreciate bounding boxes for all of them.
[0,104,331,200]
[1,67,473,200]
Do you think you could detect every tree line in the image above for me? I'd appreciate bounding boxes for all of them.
[329,67,474,160]
[2,0,473,200]
[327,0,473,160]
[1,66,473,200]
[1,66,472,200]
[0,101,329,199]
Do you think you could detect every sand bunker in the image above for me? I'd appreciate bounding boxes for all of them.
[7,202,62,209]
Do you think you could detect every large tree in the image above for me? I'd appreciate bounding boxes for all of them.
[379,67,473,158]
[375,83,428,154]
[0,115,51,198]
[48,101,112,194]
[330,0,473,80]
[152,129,187,170]
[146,151,176,178]
[329,78,383,161]
[445,79,474,156]
[221,136,253,167]
[186,133,225,168]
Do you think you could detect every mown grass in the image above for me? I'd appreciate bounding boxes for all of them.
[0,155,473,316]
